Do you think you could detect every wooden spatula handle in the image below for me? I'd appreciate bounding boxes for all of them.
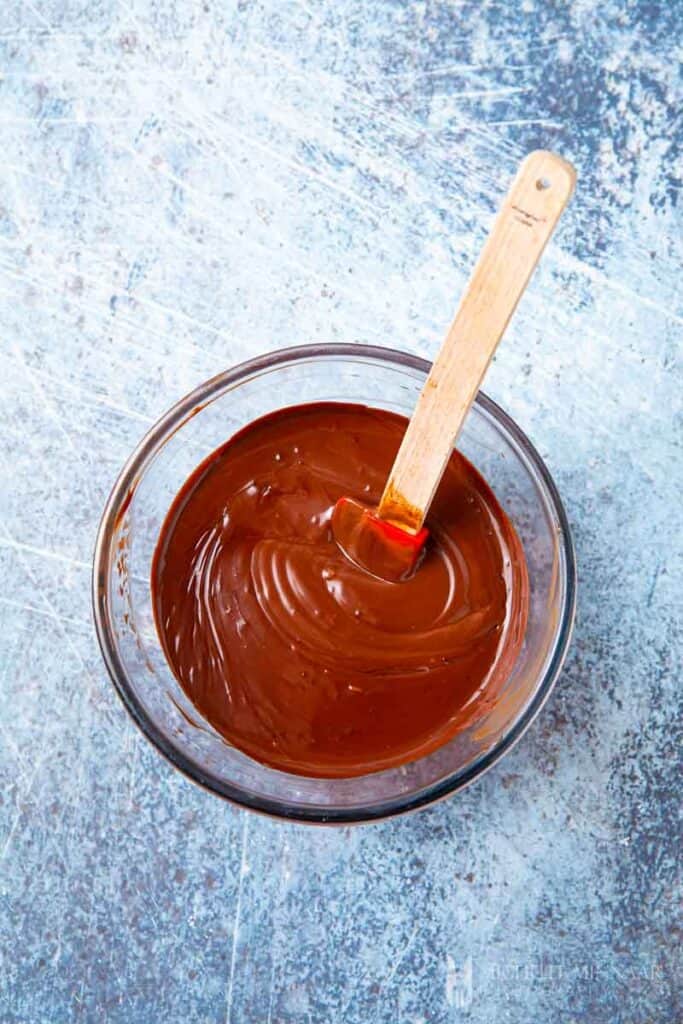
[378,150,576,532]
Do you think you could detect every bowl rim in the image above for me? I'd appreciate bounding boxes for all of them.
[92,342,577,824]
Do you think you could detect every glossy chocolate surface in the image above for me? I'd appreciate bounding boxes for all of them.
[152,403,528,777]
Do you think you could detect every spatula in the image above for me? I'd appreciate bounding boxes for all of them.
[332,150,576,582]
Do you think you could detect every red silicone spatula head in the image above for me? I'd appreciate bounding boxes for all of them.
[332,496,429,583]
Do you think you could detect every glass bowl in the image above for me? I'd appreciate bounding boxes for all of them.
[93,344,576,824]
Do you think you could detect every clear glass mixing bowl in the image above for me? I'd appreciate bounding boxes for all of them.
[93,344,576,823]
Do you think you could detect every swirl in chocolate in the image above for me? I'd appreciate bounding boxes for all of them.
[152,403,528,777]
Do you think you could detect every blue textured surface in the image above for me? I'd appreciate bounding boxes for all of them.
[1,2,681,1021]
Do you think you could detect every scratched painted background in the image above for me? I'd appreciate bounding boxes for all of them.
[0,1,681,1021]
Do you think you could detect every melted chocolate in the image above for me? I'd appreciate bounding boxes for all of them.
[152,403,528,777]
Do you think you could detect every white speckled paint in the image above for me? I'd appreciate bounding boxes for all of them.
[0,1,681,1021]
